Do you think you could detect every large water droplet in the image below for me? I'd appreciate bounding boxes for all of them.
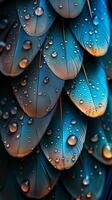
[21,180,30,193]
[19,58,29,69]
[23,40,32,50]
[93,16,99,26]
[43,76,49,84]
[82,176,90,186]
[51,51,58,58]
[102,145,112,159]
[67,135,77,146]
[9,123,18,133]
[35,7,44,16]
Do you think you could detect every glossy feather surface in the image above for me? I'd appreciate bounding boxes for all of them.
[66,57,108,117]
[41,98,87,170]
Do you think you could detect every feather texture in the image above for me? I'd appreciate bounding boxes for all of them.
[102,25,112,80]
[0,22,46,77]
[70,0,110,56]
[41,98,87,170]
[0,78,54,157]
[44,22,83,80]
[16,150,60,199]
[17,0,56,36]
[48,0,86,18]
[12,54,64,118]
[66,57,108,118]
[62,149,106,200]
[85,90,112,165]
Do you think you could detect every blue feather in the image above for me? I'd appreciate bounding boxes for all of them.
[85,89,112,165]
[12,54,64,118]
[41,97,87,170]
[61,149,106,200]
[0,23,46,77]
[16,150,60,199]
[17,0,56,36]
[44,22,83,80]
[70,0,110,56]
[48,0,86,18]
[65,56,108,118]
[102,25,112,80]
[0,79,54,158]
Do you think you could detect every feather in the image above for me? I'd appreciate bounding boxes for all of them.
[85,90,112,165]
[17,0,56,36]
[12,53,64,118]
[0,78,54,157]
[48,0,86,18]
[16,150,60,199]
[44,22,83,80]
[65,56,108,118]
[0,22,46,77]
[70,0,110,56]
[61,149,106,200]
[41,97,87,170]
[102,25,112,80]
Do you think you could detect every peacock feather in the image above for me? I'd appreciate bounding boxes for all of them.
[0,0,112,199]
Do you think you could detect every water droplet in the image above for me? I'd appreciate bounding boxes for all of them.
[71,119,76,125]
[47,129,52,136]
[102,145,112,159]
[28,118,33,125]
[79,99,84,104]
[21,79,27,87]
[35,7,44,16]
[11,106,17,115]
[21,180,30,193]
[82,176,90,186]
[2,112,9,120]
[90,134,98,142]
[93,15,99,26]
[6,44,12,51]
[19,58,29,69]
[51,51,58,58]
[24,14,31,20]
[86,192,92,199]
[43,76,49,84]
[9,123,18,133]
[23,40,32,50]
[67,135,77,147]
